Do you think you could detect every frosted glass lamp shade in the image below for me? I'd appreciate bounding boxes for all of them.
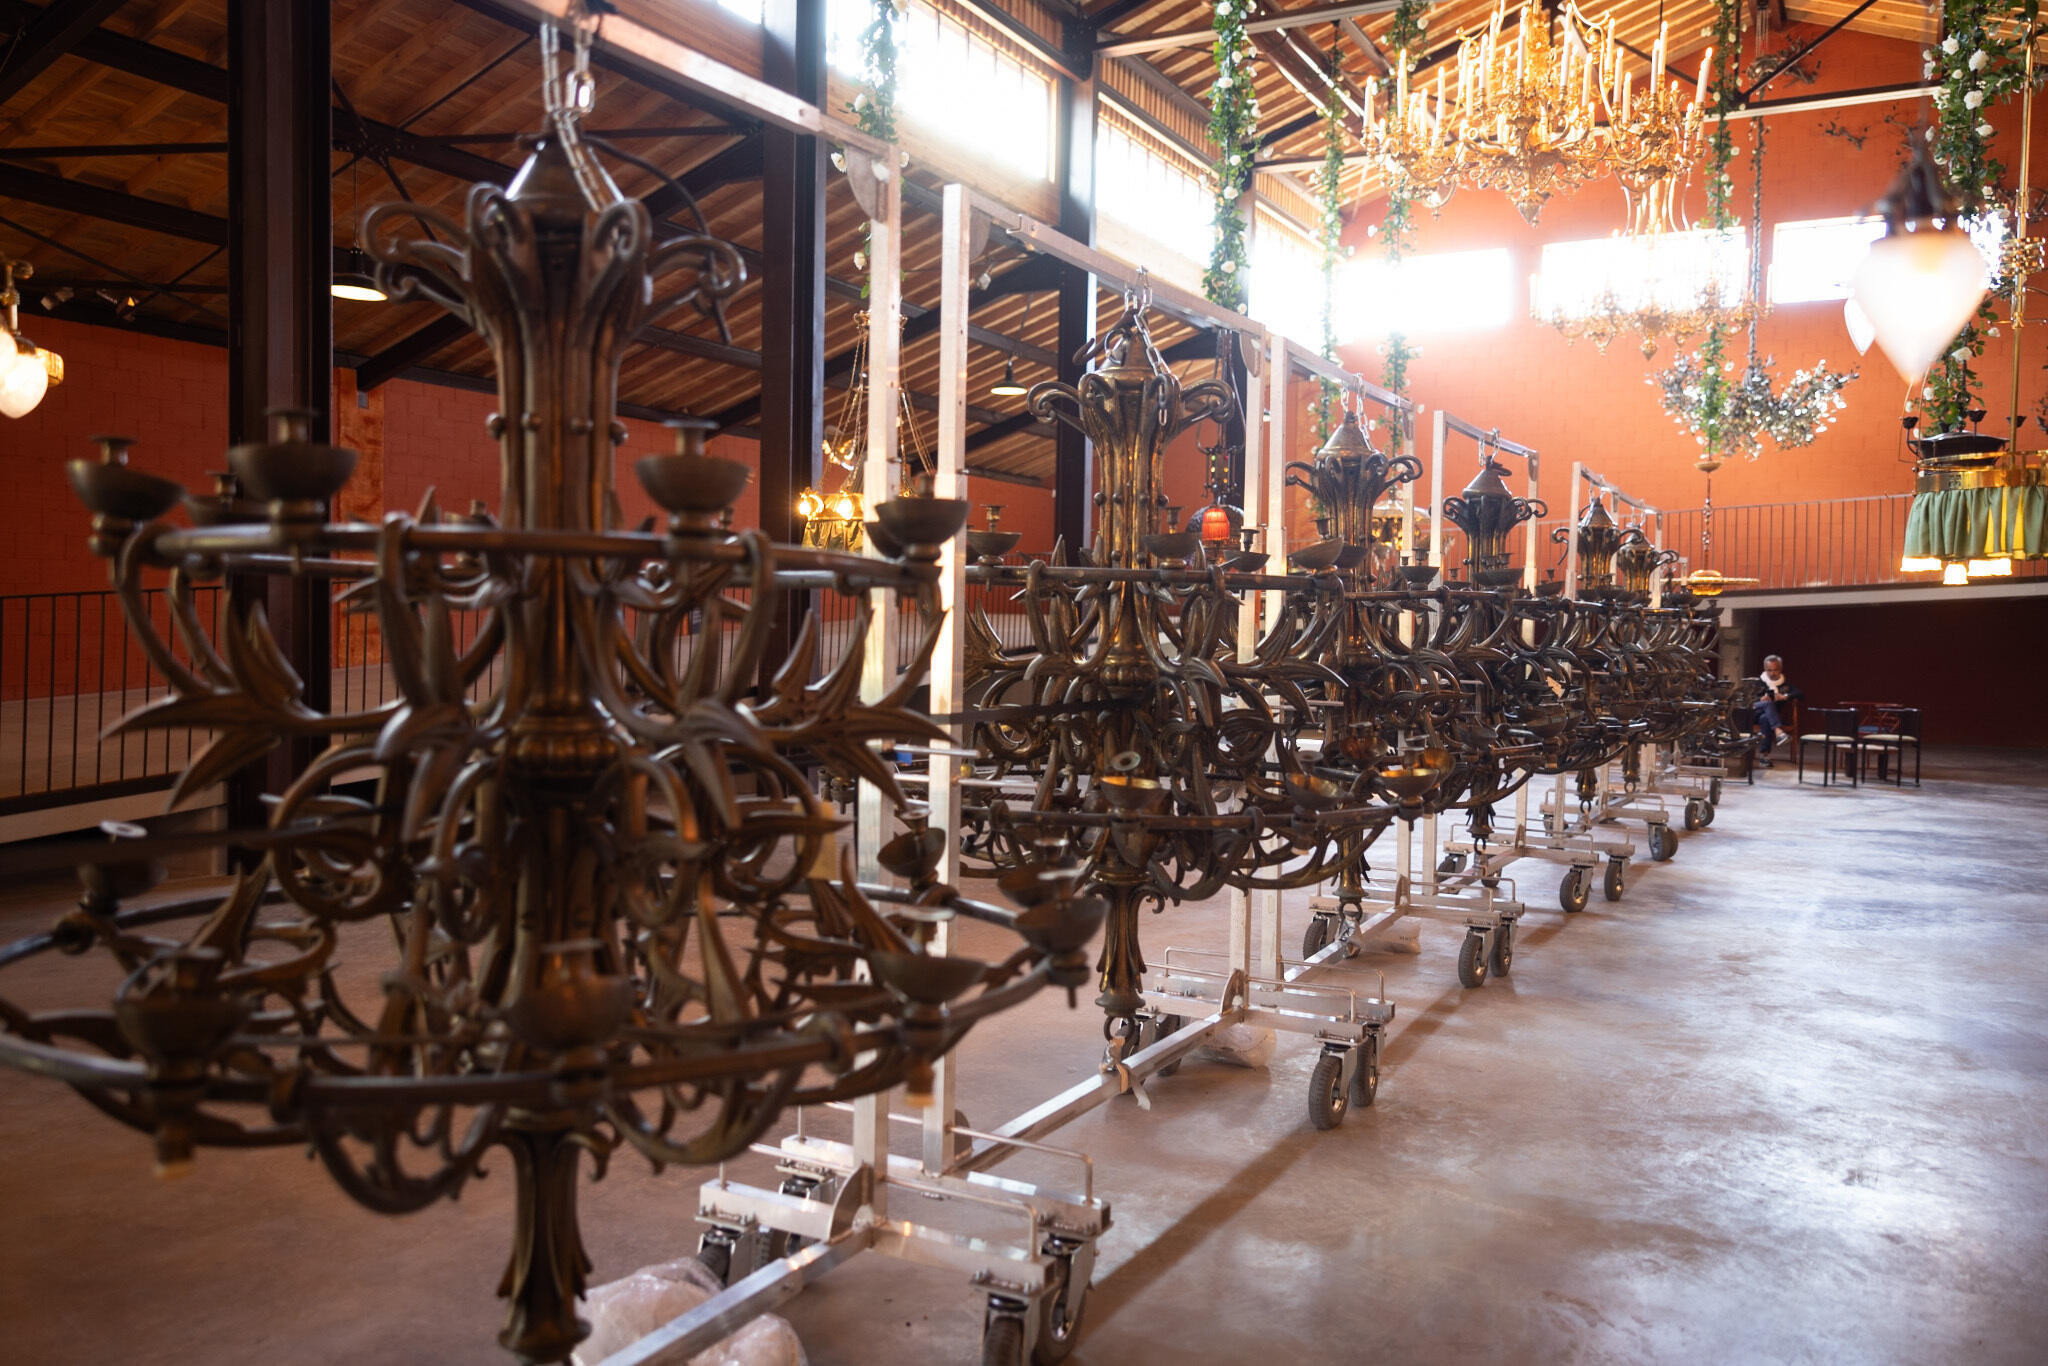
[1842,297,1875,355]
[0,341,48,418]
[1851,227,1988,384]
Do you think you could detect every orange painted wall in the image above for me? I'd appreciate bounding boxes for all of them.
[1336,28,2048,522]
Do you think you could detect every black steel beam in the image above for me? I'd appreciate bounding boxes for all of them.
[356,314,472,391]
[0,0,137,105]
[0,163,228,244]
[1052,16,1097,554]
[225,0,330,834]
[1084,0,1163,32]
[0,1,228,99]
[0,140,228,159]
[708,253,1065,432]
[966,410,1048,455]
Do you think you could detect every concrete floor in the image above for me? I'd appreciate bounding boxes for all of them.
[2,749,2046,1364]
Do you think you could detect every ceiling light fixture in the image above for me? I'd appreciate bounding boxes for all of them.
[0,259,64,419]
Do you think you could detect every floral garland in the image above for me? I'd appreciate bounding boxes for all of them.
[1373,1,1430,455]
[845,0,902,288]
[1688,0,1745,460]
[1204,0,1259,310]
[1919,0,2035,432]
[1316,95,1346,438]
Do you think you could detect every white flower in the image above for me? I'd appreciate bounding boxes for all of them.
[853,250,867,270]
[1964,89,1984,109]
[1220,259,1236,273]
[1978,123,1997,137]
[1923,385,1936,398]
[1932,88,1949,106]
[853,92,867,110]
[1970,50,1989,72]
[1925,61,1938,79]
[1990,327,2001,337]
[1943,35,1960,55]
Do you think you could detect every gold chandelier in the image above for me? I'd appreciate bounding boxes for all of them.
[796,310,930,552]
[1363,1,1710,224]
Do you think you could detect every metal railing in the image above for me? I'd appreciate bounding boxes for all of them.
[1661,493,2048,592]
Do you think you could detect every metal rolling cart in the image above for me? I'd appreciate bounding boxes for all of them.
[578,131,1389,1360]
[1535,461,1695,863]
[1306,409,1547,985]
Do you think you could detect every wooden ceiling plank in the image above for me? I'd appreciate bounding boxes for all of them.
[0,0,129,105]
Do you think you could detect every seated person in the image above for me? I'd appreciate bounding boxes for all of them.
[1754,654,1799,765]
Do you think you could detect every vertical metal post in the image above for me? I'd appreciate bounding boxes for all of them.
[1245,336,1278,985]
[851,142,902,1216]
[856,150,903,880]
[1051,28,1097,552]
[1565,460,1584,597]
[922,184,973,1174]
[226,0,330,837]
[1522,450,1540,594]
[757,0,826,687]
[1651,513,1666,609]
[1428,409,1446,573]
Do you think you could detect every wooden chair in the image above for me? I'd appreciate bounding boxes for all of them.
[1796,707,1862,787]
[1857,707,1922,788]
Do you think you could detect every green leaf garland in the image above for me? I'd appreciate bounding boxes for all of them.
[1919,0,2036,432]
[1205,0,1258,310]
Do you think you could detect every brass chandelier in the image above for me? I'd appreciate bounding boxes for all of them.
[0,24,1099,1365]
[796,311,931,552]
[1363,1,1710,224]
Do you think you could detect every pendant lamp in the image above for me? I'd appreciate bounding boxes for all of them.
[1851,142,1988,384]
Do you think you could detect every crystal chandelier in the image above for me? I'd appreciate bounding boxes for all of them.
[1363,1,1710,224]
[1652,118,1855,469]
[1534,180,1761,359]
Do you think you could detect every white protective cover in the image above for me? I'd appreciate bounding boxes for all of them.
[573,1255,807,1366]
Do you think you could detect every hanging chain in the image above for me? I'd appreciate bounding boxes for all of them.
[1745,114,1766,365]
[1700,472,1713,568]
[540,3,609,207]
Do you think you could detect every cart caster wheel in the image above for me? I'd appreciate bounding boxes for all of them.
[1349,1045,1380,1108]
[1559,866,1590,914]
[1156,1014,1187,1079]
[981,1306,1027,1366]
[696,1229,737,1287]
[1456,930,1490,988]
[1542,812,1557,837]
[1307,1048,1350,1130]
[1302,913,1335,959]
[1648,823,1676,861]
[1683,797,1710,832]
[1603,858,1625,902]
[1710,777,1724,804]
[1698,798,1716,828]
[1438,851,1466,874]
[765,1176,822,1258]
[1481,874,1501,889]
[1033,1239,1089,1363]
[1491,920,1515,977]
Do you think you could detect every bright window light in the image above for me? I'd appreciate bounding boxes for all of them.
[1339,248,1513,338]
[1770,217,1885,304]
[1535,229,1747,317]
[1095,117,1213,278]
[1250,215,1324,346]
[828,0,1053,182]
[714,0,763,21]
[1772,213,2006,305]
